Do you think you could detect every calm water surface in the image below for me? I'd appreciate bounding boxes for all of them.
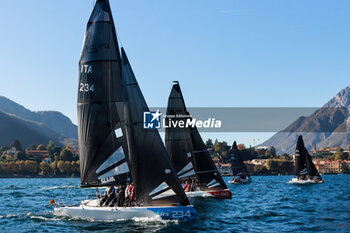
[0,175,349,232]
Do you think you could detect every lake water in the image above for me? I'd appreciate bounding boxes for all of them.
[0,175,349,232]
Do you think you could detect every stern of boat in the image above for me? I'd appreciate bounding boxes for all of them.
[208,189,232,199]
[147,205,197,220]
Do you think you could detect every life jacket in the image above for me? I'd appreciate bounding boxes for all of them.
[129,185,135,200]
[184,183,190,192]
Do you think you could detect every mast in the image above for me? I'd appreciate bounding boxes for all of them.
[230,141,250,178]
[121,48,190,206]
[78,0,131,187]
[165,82,195,180]
[165,82,228,191]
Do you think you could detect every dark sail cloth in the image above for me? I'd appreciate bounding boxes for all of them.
[121,48,190,207]
[230,141,250,179]
[78,0,131,188]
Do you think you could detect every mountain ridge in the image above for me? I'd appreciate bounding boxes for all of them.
[0,96,77,147]
[260,85,350,154]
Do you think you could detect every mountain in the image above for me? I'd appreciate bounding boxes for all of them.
[260,85,350,154]
[0,111,66,148]
[0,96,77,139]
[0,96,77,147]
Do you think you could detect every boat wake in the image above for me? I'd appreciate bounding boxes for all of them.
[0,214,18,219]
[40,185,78,190]
[131,216,179,224]
[26,212,61,222]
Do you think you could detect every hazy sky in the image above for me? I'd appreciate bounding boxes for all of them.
[0,0,349,146]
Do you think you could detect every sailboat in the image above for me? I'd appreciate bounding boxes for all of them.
[228,141,252,184]
[54,0,197,221]
[289,135,324,184]
[165,82,232,199]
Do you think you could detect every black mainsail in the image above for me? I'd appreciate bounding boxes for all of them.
[165,82,195,181]
[121,48,190,206]
[295,135,321,178]
[165,82,228,191]
[294,136,308,176]
[78,0,131,187]
[230,141,250,178]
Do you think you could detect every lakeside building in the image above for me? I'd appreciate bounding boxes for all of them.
[25,150,48,160]
[313,159,347,174]
[216,159,349,175]
[6,147,17,155]
[311,146,350,157]
[216,163,231,175]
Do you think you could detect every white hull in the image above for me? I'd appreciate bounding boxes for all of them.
[228,179,251,184]
[185,189,232,199]
[54,199,196,221]
[186,190,213,198]
[288,178,323,184]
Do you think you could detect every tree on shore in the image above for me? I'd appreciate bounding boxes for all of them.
[205,139,213,148]
[14,151,26,160]
[10,139,22,151]
[59,149,74,161]
[40,161,50,175]
[37,144,46,151]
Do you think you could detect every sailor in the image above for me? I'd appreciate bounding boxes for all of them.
[129,183,135,206]
[103,186,116,206]
[109,186,120,207]
[190,179,196,192]
[125,182,131,206]
[194,180,200,191]
[100,186,111,206]
[115,185,125,207]
[183,180,190,192]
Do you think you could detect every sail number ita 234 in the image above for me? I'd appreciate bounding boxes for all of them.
[79,64,94,92]
[79,83,95,92]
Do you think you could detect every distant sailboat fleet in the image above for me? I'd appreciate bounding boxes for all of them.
[52,0,324,222]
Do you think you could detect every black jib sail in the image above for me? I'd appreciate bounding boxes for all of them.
[165,82,195,181]
[230,141,250,178]
[165,82,228,191]
[305,145,322,178]
[190,126,228,191]
[121,48,190,206]
[294,135,308,176]
[78,0,131,187]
